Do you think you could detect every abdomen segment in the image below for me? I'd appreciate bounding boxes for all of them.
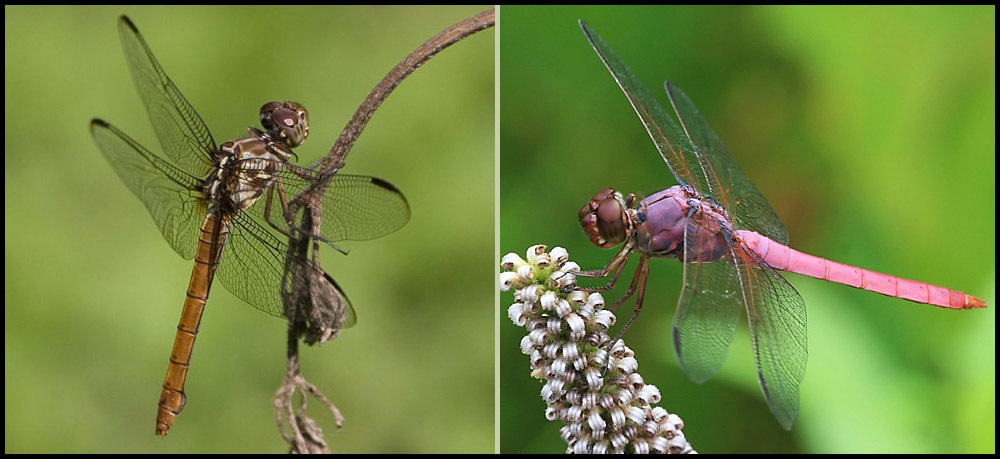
[156,213,229,436]
[737,230,987,310]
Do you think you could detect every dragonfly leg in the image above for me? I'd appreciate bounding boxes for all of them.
[262,183,297,240]
[571,241,634,292]
[575,253,629,293]
[601,254,650,376]
[615,254,649,332]
[606,253,648,312]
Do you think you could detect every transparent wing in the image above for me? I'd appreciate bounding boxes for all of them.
[211,166,402,325]
[215,208,356,328]
[317,271,357,330]
[736,242,807,430]
[277,172,411,243]
[672,213,743,384]
[282,251,359,344]
[672,211,806,430]
[118,15,215,178]
[665,82,789,245]
[579,20,717,198]
[91,119,205,259]
[319,175,410,242]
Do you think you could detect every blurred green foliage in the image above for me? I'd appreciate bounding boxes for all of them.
[500,5,993,454]
[5,5,493,453]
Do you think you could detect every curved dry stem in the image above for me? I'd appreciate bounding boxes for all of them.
[283,6,496,343]
[274,8,495,453]
[296,8,495,205]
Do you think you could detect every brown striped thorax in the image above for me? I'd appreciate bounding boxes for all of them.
[209,101,310,212]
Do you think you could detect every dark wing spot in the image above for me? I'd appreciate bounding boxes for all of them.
[370,177,401,193]
[119,15,139,33]
[322,272,351,304]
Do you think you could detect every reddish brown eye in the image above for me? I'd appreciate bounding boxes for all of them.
[259,101,282,115]
[596,198,626,246]
[274,108,296,127]
[258,101,310,147]
[592,187,616,203]
[579,188,630,248]
[259,101,282,130]
[597,197,622,223]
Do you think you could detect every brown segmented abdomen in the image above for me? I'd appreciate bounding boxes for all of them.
[155,212,230,436]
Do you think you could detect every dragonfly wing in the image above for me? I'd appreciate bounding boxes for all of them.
[118,16,215,178]
[276,172,411,243]
[322,272,357,329]
[214,209,287,317]
[318,174,410,242]
[304,270,358,332]
[734,241,807,430]
[215,207,357,329]
[579,20,717,197]
[91,119,205,259]
[672,213,743,383]
[664,82,789,245]
[213,169,402,329]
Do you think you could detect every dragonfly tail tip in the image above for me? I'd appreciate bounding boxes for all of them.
[965,295,989,309]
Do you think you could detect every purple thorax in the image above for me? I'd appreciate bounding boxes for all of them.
[636,186,733,262]
[580,185,735,263]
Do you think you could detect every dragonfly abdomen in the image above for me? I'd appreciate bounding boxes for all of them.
[156,213,230,436]
[737,230,987,310]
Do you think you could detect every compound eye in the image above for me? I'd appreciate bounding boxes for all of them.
[259,101,309,147]
[259,101,282,129]
[259,101,282,116]
[595,198,627,246]
[273,107,298,128]
[579,188,629,248]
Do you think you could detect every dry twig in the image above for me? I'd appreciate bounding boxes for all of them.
[272,8,495,453]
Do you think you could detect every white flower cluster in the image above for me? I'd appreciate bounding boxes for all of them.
[501,245,696,454]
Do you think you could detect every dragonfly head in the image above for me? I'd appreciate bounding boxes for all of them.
[579,188,632,248]
[260,101,310,147]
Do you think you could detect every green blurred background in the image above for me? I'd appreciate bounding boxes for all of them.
[500,5,993,454]
[5,5,493,453]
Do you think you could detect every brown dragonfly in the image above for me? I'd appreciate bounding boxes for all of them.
[91,16,410,436]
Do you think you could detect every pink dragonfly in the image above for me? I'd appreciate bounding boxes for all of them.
[574,20,988,430]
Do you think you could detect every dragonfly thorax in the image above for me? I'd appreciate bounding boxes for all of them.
[209,131,290,212]
[205,100,310,214]
[580,185,733,261]
[635,186,733,261]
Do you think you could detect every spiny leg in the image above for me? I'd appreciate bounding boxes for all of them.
[613,254,650,334]
[606,255,648,312]
[262,182,296,240]
[569,241,634,292]
[575,253,630,293]
[602,254,650,375]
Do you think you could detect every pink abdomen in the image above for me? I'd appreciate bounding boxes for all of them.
[736,230,987,310]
